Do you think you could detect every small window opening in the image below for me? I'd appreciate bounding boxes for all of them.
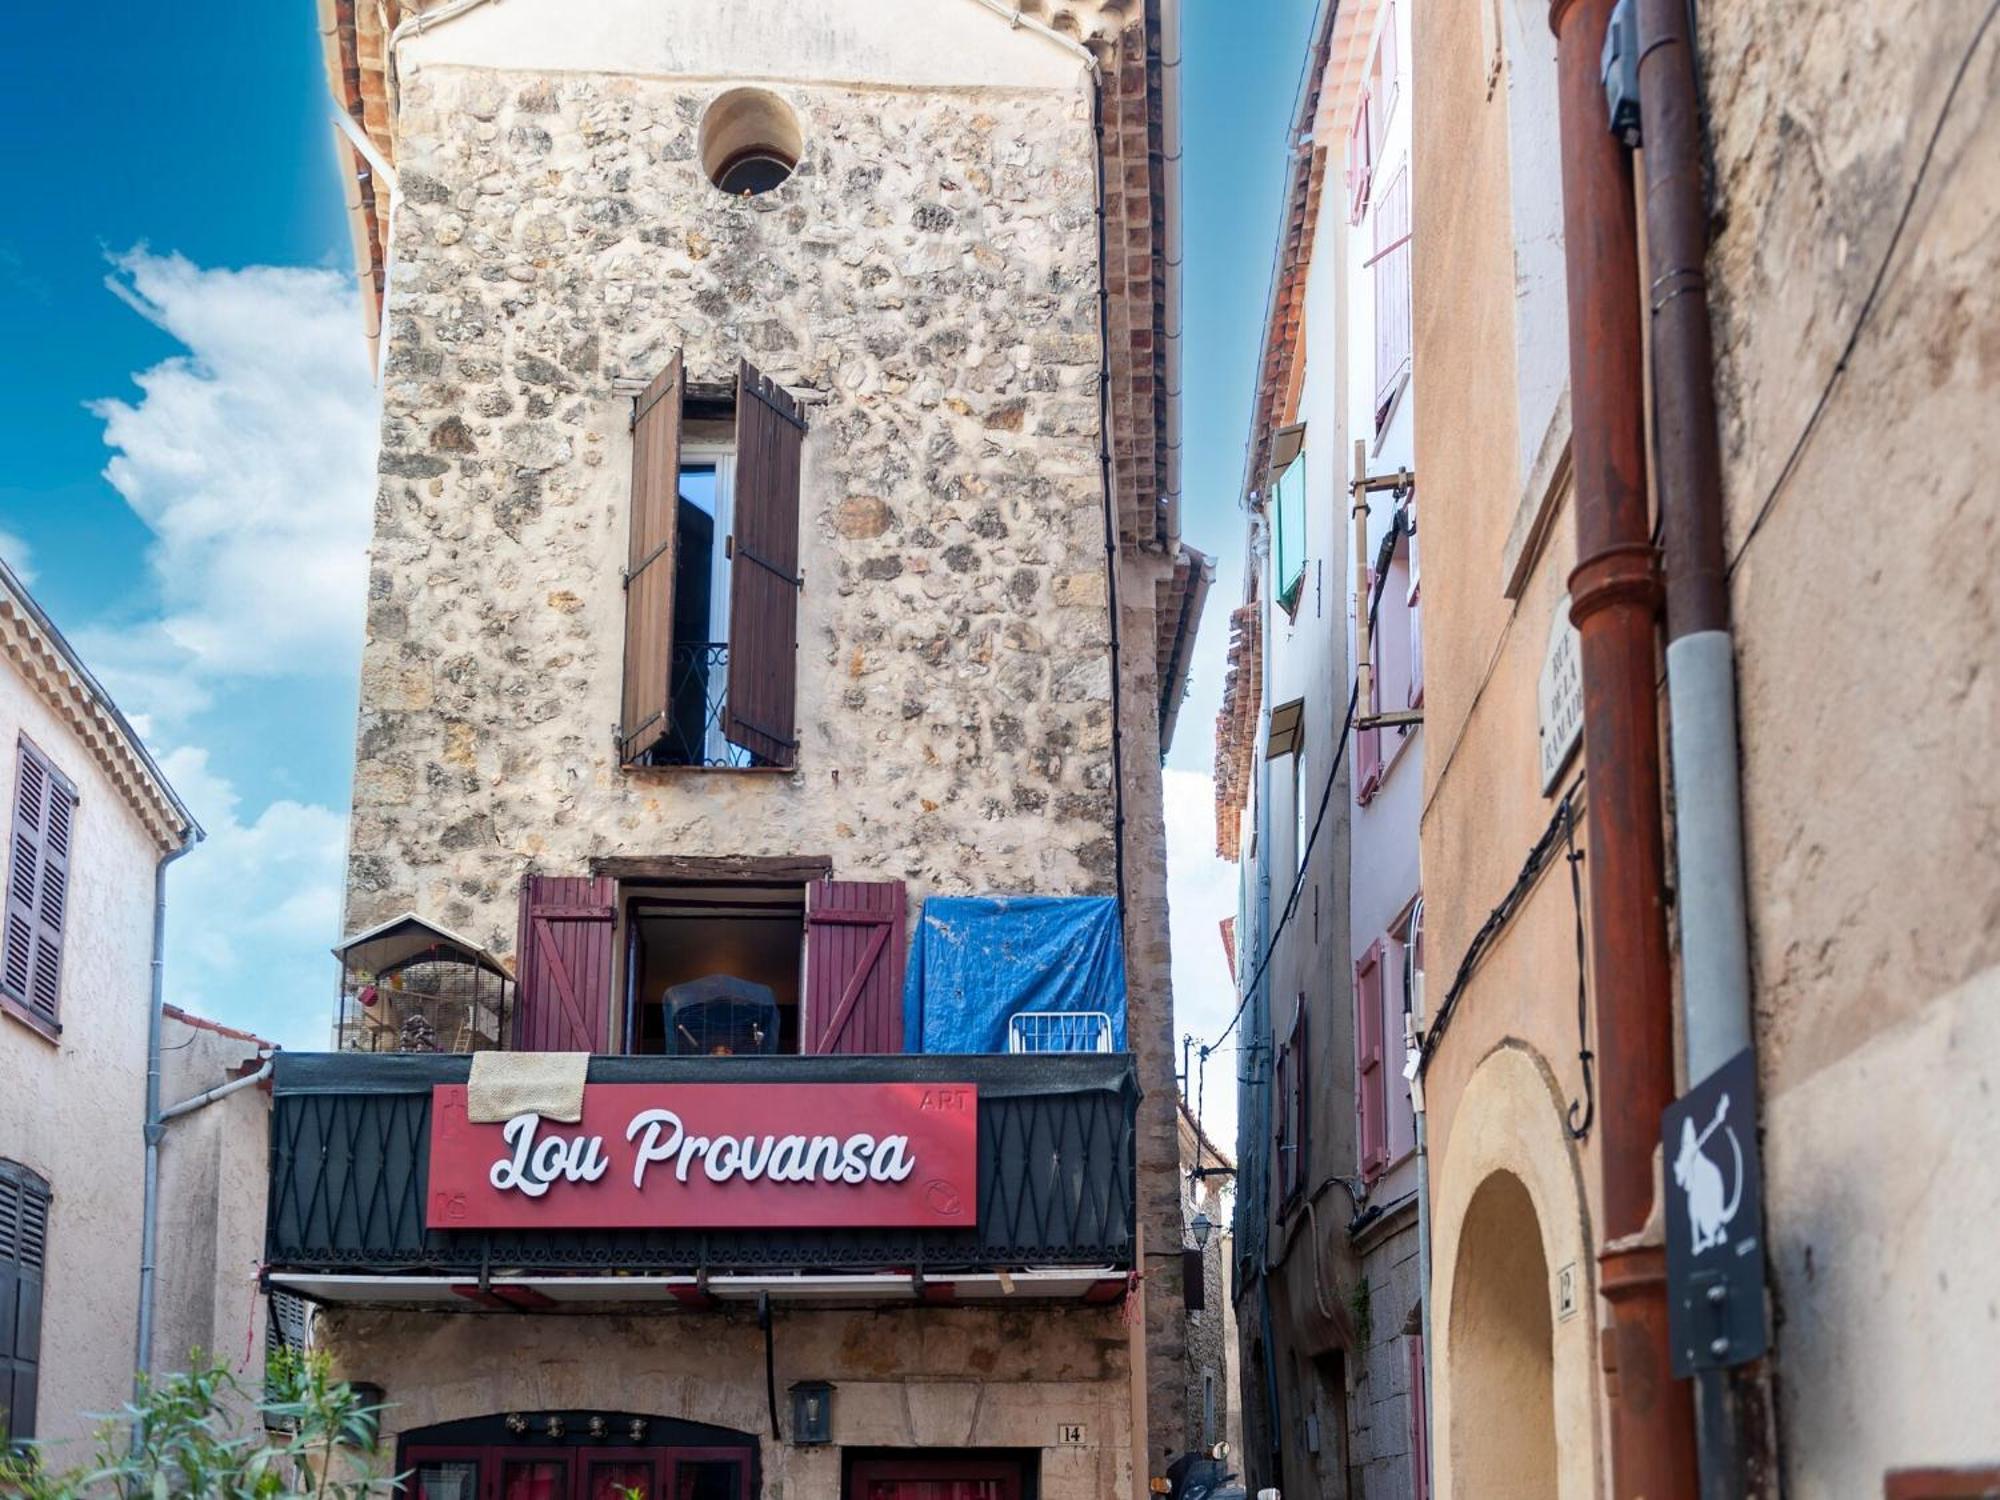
[622,885,805,1055]
[699,89,802,197]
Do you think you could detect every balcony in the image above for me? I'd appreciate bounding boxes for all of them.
[264,1050,1137,1307]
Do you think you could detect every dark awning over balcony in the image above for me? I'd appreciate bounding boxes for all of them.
[265,1052,1137,1294]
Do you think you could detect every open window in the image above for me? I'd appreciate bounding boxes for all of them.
[620,356,805,770]
[514,867,904,1057]
[1268,425,1308,618]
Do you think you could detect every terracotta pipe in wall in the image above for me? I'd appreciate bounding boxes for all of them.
[1547,0,1699,1493]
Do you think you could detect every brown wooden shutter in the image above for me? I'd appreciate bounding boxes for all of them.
[513,875,616,1052]
[619,353,684,765]
[800,879,905,1055]
[0,1161,49,1444]
[726,358,805,768]
[4,742,74,1031]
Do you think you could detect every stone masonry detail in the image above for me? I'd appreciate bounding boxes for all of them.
[349,70,1119,950]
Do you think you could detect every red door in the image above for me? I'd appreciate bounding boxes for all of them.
[848,1460,1023,1500]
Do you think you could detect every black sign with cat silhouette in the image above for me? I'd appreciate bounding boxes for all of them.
[1663,1046,1768,1375]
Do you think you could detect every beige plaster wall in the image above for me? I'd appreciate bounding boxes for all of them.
[0,673,160,1454]
[1700,0,2000,1483]
[321,1303,1134,1498]
[1408,0,1617,1490]
[151,1013,271,1410]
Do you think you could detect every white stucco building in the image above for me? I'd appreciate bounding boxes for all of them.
[0,560,273,1455]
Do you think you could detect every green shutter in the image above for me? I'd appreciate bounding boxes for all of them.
[1272,449,1308,616]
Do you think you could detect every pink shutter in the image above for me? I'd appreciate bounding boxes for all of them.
[1380,1,1401,125]
[801,879,905,1054]
[1347,90,1373,224]
[1276,997,1307,1203]
[1374,168,1413,428]
[1408,574,1425,708]
[514,875,616,1052]
[1355,940,1386,1177]
[1383,937,1417,1162]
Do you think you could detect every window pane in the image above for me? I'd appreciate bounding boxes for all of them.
[677,464,718,517]
[414,1461,479,1500]
[588,1461,653,1500]
[502,1460,568,1500]
[674,1460,743,1500]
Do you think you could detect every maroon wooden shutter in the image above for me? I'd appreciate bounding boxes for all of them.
[726,359,805,768]
[620,353,684,764]
[800,879,904,1055]
[0,1160,49,1443]
[513,875,616,1052]
[4,742,74,1031]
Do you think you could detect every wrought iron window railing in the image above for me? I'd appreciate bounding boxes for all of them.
[650,642,757,768]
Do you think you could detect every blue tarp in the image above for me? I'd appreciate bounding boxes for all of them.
[902,895,1128,1054]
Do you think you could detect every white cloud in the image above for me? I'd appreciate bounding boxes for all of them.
[0,530,34,586]
[63,250,373,1052]
[158,745,348,1054]
[1165,765,1245,1155]
[81,249,376,726]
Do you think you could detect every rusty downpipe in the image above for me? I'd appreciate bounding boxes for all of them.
[1549,0,1699,1492]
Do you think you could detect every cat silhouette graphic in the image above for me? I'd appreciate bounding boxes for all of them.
[1673,1094,1744,1256]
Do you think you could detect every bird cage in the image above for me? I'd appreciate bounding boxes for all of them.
[334,913,515,1054]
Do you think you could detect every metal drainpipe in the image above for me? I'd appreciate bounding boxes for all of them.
[1635,0,1752,1086]
[1407,897,1434,1482]
[1634,0,1758,1492]
[134,833,201,1403]
[1548,0,1698,1492]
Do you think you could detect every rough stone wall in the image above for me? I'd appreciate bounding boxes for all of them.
[1699,0,2000,1487]
[350,67,1118,949]
[321,1303,1134,1498]
[1345,1217,1422,1500]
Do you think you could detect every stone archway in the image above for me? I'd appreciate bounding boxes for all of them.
[1427,1042,1601,1499]
[1447,1171,1557,1498]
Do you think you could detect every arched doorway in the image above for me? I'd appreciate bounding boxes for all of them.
[1448,1171,1557,1499]
[399,1411,757,1500]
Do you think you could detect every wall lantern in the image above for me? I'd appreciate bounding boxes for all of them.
[789,1381,834,1445]
[1190,1210,1214,1250]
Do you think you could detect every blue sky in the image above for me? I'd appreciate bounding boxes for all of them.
[0,0,1313,1113]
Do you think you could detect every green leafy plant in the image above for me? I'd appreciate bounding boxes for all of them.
[0,1352,398,1500]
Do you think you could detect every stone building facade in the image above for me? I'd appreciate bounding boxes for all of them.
[314,0,1203,1494]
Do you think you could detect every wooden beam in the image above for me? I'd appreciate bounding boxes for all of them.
[590,854,834,884]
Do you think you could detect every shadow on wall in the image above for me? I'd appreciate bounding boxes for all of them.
[1449,1170,1557,1499]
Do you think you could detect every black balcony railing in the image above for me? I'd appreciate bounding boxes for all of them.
[265,1052,1137,1275]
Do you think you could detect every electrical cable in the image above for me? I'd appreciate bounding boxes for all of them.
[1561,798,1595,1139]
[1729,0,2000,575]
[1204,494,1410,1057]
[1416,777,1585,1078]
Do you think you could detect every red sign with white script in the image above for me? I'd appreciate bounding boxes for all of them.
[425,1083,978,1231]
